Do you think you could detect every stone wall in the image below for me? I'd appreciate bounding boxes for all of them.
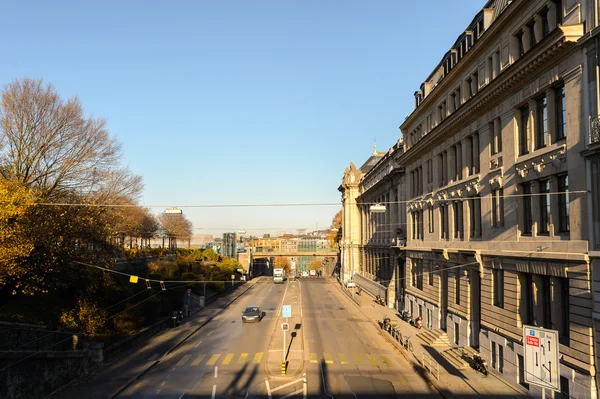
[0,350,88,399]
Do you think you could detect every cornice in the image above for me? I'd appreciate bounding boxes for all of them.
[395,27,581,166]
[400,0,529,131]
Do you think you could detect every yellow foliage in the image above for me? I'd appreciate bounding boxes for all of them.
[0,180,35,292]
[60,298,107,337]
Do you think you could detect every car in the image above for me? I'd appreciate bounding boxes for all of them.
[242,306,262,323]
[345,281,356,288]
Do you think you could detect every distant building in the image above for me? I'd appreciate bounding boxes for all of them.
[222,232,237,258]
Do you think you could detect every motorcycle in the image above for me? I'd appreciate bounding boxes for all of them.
[399,310,411,323]
[473,354,488,375]
[382,316,391,331]
[375,295,386,306]
[412,315,423,329]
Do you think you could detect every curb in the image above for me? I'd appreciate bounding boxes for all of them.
[330,279,450,399]
[108,280,258,399]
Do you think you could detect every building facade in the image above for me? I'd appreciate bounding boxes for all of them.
[221,232,237,258]
[340,0,600,397]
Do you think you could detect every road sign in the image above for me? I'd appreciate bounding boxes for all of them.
[231,274,235,280]
[282,305,292,318]
[523,325,560,391]
[281,323,289,331]
[290,261,296,270]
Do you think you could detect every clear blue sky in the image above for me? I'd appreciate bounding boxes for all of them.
[3,1,485,237]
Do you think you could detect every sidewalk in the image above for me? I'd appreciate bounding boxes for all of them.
[54,278,260,399]
[332,279,531,399]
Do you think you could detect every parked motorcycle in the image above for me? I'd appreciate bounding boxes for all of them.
[375,295,386,306]
[399,310,411,323]
[171,311,180,327]
[412,315,423,329]
[382,316,391,331]
[473,354,488,375]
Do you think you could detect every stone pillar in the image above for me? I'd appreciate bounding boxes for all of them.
[548,2,558,31]
[522,27,531,53]
[533,14,543,44]
[494,117,502,153]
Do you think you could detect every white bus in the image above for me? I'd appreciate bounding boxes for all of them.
[273,268,284,284]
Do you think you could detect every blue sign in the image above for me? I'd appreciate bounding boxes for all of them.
[530,330,535,336]
[282,305,292,318]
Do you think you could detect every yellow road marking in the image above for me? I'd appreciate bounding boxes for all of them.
[176,355,191,367]
[238,353,248,364]
[222,353,234,365]
[252,352,263,363]
[206,354,221,366]
[191,354,206,366]
[380,355,393,367]
[309,353,318,364]
[366,354,378,366]
[339,353,348,364]
[352,353,363,364]
[323,353,334,364]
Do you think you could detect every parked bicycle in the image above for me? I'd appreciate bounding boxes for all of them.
[401,335,414,352]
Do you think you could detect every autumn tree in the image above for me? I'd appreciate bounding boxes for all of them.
[274,257,291,273]
[326,209,342,248]
[158,213,193,250]
[309,258,323,271]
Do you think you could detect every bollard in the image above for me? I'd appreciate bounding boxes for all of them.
[281,361,287,374]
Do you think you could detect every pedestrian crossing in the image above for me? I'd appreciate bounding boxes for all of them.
[171,351,401,368]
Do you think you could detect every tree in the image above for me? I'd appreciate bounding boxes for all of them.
[0,180,35,294]
[0,78,141,201]
[274,257,291,273]
[158,213,193,250]
[309,258,323,271]
[326,209,342,248]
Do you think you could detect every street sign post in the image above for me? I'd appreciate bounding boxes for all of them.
[523,325,560,393]
[282,305,292,366]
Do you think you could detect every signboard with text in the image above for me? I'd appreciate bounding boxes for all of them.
[282,305,292,318]
[523,325,560,391]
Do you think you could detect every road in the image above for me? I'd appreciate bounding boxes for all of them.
[117,277,440,398]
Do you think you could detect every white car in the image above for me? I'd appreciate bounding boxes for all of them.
[345,281,356,288]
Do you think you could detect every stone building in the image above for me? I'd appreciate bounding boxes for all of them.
[340,0,600,397]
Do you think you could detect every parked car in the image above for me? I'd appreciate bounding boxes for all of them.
[242,306,262,323]
[345,281,356,288]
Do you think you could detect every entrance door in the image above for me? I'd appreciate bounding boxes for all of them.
[469,269,481,349]
[441,268,448,330]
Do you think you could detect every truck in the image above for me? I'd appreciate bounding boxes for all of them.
[273,268,284,284]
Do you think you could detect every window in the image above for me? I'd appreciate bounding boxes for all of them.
[487,56,493,83]
[472,133,480,174]
[522,184,533,235]
[498,345,504,373]
[518,354,529,388]
[490,119,502,155]
[494,50,500,77]
[557,376,570,399]
[516,31,525,57]
[491,188,504,227]
[466,77,473,99]
[428,262,434,286]
[536,95,548,149]
[466,136,473,176]
[527,20,536,48]
[555,84,566,140]
[456,143,462,180]
[493,269,504,308]
[541,7,550,37]
[438,154,444,186]
[539,179,551,234]
[453,201,463,239]
[455,86,461,109]
[427,159,433,183]
[519,272,534,324]
[412,259,423,290]
[558,175,570,232]
[491,342,497,369]
[469,198,482,238]
[556,277,570,345]
[519,104,530,155]
[428,207,434,234]
[455,268,461,304]
[441,204,449,240]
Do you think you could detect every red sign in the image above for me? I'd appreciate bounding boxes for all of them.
[526,336,540,347]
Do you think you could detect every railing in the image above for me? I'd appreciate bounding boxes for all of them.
[421,353,440,380]
[590,115,600,145]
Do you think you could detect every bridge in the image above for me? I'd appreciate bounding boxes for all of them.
[253,251,337,257]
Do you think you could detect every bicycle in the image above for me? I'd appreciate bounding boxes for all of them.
[401,335,414,352]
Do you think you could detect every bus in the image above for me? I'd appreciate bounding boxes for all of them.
[273,268,284,284]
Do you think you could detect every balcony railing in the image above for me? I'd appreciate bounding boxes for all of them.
[591,115,600,145]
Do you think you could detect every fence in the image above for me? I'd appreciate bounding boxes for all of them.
[421,353,440,380]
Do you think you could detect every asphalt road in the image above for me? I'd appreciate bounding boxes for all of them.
[117,277,441,398]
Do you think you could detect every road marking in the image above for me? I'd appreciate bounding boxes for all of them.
[214,366,218,378]
[222,353,234,365]
[380,355,393,367]
[194,340,203,348]
[323,353,333,364]
[366,354,378,366]
[309,353,318,364]
[265,378,272,399]
[238,353,249,364]
[191,354,206,366]
[161,381,166,386]
[211,385,217,399]
[176,355,191,367]
[338,353,348,364]
[207,331,213,336]
[206,354,221,366]
[253,352,263,363]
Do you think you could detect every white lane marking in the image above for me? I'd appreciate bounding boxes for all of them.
[214,366,218,378]
[245,387,251,398]
[265,378,272,399]
[194,340,202,348]
[211,385,217,399]
[192,372,205,390]
[179,393,186,399]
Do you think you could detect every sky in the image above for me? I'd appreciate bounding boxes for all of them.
[2,0,486,237]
